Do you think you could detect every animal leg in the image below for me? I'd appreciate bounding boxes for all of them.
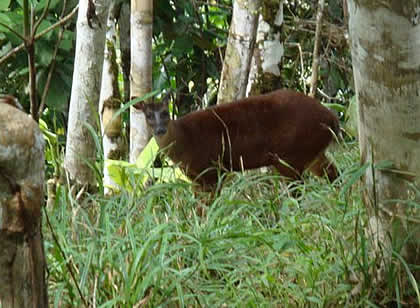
[272,161,302,181]
[270,163,304,198]
[308,152,338,182]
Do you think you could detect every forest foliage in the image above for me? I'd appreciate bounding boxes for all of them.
[0,0,351,137]
[3,0,417,307]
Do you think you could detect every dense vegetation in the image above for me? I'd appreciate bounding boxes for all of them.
[46,142,383,307]
[41,135,418,307]
[0,0,351,125]
[1,0,418,306]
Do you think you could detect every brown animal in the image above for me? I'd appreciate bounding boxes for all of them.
[138,89,339,189]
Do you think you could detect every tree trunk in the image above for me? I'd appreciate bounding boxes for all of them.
[64,0,111,186]
[348,0,420,284]
[246,0,284,96]
[119,1,131,102]
[308,0,325,98]
[217,0,261,104]
[100,1,125,194]
[0,103,47,308]
[129,0,153,163]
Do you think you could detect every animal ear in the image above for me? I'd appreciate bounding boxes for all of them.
[132,97,145,110]
[155,93,169,111]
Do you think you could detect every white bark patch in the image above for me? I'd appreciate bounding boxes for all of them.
[349,5,420,71]
[103,135,122,191]
[130,107,150,163]
[262,38,284,75]
[100,2,123,194]
[64,0,111,185]
[348,1,420,269]
[257,16,285,73]
[258,18,270,35]
[217,0,260,103]
[100,6,118,109]
[130,11,153,97]
[349,2,420,178]
[129,2,153,162]
[246,2,283,95]
[274,4,283,26]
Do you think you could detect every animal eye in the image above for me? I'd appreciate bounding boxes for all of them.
[161,111,170,118]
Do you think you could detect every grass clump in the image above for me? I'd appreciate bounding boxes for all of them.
[43,142,418,307]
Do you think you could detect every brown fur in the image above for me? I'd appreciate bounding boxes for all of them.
[139,89,339,189]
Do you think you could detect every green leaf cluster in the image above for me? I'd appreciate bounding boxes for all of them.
[0,0,75,115]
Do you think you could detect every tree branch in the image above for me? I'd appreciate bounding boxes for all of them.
[38,27,65,118]
[0,5,78,66]
[0,22,25,41]
[286,42,306,94]
[38,0,70,118]
[32,0,52,36]
[35,5,78,40]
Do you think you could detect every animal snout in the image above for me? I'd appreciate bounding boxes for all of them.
[155,127,167,136]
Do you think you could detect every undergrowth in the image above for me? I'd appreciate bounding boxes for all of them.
[43,142,419,307]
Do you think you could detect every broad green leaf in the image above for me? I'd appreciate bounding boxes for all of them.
[105,160,138,192]
[173,35,194,57]
[34,0,61,12]
[59,39,73,52]
[107,137,190,192]
[0,0,11,10]
[0,12,12,29]
[39,118,58,141]
[135,137,159,169]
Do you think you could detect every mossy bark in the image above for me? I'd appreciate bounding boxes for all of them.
[129,0,153,162]
[217,0,261,104]
[348,0,420,285]
[0,104,47,307]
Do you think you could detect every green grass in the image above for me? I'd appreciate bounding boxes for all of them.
[43,142,418,307]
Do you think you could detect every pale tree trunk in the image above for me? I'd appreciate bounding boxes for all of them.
[100,1,124,194]
[129,0,153,163]
[348,0,420,283]
[246,0,284,96]
[0,103,47,307]
[308,0,325,98]
[119,1,131,102]
[64,0,111,186]
[217,0,261,104]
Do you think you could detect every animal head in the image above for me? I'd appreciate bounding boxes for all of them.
[137,101,170,137]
